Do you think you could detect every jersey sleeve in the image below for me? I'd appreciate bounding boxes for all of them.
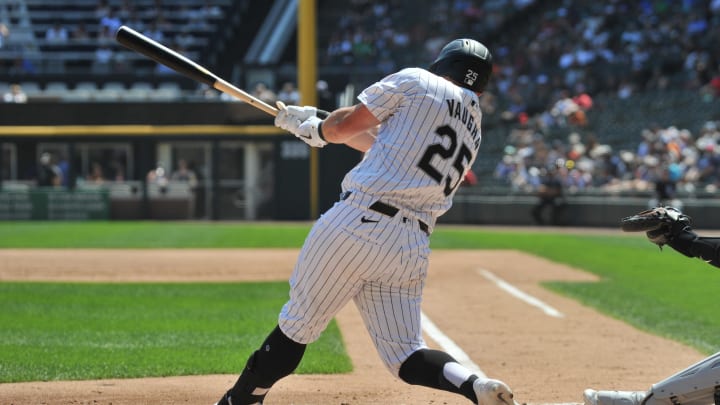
[357,68,419,122]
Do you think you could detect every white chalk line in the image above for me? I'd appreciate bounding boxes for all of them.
[420,311,486,378]
[478,269,565,318]
[419,269,565,384]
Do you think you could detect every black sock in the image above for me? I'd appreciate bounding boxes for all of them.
[398,348,478,402]
[224,325,306,404]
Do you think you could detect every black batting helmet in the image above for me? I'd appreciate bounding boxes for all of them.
[429,38,493,93]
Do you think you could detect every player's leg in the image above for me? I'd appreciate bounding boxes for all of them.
[215,325,306,405]
[398,348,516,405]
[352,231,516,405]
[531,201,545,225]
[584,351,720,405]
[216,203,365,405]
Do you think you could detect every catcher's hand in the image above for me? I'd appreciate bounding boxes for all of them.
[620,206,691,247]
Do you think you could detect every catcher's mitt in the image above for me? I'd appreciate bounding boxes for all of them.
[620,206,691,246]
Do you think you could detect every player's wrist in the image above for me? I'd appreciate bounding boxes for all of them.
[317,121,327,143]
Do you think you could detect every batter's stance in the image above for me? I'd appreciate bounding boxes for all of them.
[215,38,518,405]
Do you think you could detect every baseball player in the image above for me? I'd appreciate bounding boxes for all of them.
[214,39,520,405]
[585,207,720,405]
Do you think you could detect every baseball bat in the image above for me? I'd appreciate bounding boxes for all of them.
[115,25,278,116]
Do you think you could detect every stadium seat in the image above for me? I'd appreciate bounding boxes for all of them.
[19,81,41,96]
[74,81,98,91]
[150,82,182,101]
[44,81,69,97]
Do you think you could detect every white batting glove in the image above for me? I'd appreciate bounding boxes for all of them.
[275,101,317,134]
[295,116,328,148]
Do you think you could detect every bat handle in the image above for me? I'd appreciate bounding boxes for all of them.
[214,79,279,116]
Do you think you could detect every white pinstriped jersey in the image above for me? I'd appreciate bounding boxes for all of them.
[278,67,485,375]
[342,67,483,227]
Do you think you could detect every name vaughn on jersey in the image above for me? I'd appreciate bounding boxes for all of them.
[445,98,481,150]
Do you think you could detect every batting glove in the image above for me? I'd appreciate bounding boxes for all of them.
[275,101,317,134]
[295,116,328,148]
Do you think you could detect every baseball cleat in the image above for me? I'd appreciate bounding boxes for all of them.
[583,389,647,405]
[473,377,517,405]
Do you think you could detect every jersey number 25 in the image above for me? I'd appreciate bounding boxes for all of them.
[417,124,473,196]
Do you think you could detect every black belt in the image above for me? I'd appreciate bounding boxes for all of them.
[341,192,429,235]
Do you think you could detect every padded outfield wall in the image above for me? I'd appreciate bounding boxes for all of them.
[0,101,361,221]
[2,101,720,227]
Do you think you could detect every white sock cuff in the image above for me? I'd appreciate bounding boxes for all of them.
[443,362,473,388]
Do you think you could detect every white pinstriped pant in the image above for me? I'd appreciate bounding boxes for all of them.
[278,195,431,375]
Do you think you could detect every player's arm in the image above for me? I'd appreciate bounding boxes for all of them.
[275,103,379,152]
[667,230,720,268]
[321,104,380,152]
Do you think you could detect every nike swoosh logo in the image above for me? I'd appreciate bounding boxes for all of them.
[298,133,311,139]
[360,216,379,223]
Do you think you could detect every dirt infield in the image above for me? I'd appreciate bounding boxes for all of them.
[0,248,705,405]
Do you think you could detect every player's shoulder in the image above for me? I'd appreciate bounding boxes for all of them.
[391,67,433,82]
[381,67,442,92]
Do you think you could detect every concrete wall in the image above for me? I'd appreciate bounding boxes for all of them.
[442,194,720,228]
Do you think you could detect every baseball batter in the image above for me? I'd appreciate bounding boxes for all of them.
[215,39,518,405]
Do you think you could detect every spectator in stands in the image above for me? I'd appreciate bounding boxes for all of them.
[251,82,276,104]
[100,8,123,35]
[97,25,114,45]
[147,162,168,187]
[124,10,145,32]
[649,165,683,210]
[200,0,223,19]
[461,170,478,187]
[479,89,498,116]
[111,161,126,182]
[700,67,720,101]
[175,27,196,49]
[3,84,27,103]
[0,22,9,49]
[57,154,70,187]
[316,80,334,111]
[171,159,198,189]
[187,11,210,31]
[144,0,164,20]
[37,152,63,187]
[156,13,174,32]
[277,81,300,105]
[45,22,68,43]
[71,22,90,40]
[86,162,106,185]
[143,22,164,43]
[549,89,582,127]
[95,0,111,18]
[94,44,114,73]
[8,57,36,75]
[117,0,135,20]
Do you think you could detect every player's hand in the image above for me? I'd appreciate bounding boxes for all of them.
[275,101,317,134]
[295,116,328,148]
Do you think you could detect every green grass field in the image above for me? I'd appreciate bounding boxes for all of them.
[1,221,718,383]
[0,282,350,383]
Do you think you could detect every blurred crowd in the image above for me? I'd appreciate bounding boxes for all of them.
[321,0,719,117]
[318,0,720,199]
[0,0,223,75]
[493,119,720,201]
